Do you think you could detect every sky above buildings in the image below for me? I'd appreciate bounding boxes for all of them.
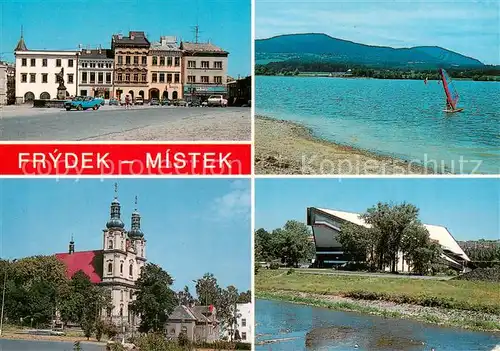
[255,178,500,241]
[0,178,251,295]
[0,0,251,76]
[256,0,500,65]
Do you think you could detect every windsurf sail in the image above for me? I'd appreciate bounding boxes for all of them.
[439,68,459,110]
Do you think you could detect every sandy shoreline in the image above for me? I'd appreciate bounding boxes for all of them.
[255,115,437,175]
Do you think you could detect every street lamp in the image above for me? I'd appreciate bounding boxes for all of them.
[0,259,17,336]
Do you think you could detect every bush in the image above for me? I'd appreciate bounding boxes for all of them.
[286,268,294,275]
[95,320,104,342]
[178,330,189,347]
[254,262,260,274]
[104,322,119,339]
[134,333,184,351]
[269,262,280,270]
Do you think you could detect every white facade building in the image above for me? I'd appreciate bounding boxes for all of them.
[14,33,78,103]
[235,303,253,343]
[0,62,9,105]
[78,48,114,99]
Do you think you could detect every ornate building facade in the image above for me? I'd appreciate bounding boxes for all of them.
[55,185,146,328]
[111,31,150,101]
[148,36,183,100]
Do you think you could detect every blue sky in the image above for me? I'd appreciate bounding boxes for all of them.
[255,178,500,241]
[0,0,251,76]
[256,0,500,65]
[0,178,251,294]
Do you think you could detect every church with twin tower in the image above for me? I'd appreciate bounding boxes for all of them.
[56,184,147,328]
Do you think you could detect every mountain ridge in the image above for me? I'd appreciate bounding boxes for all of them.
[256,33,483,68]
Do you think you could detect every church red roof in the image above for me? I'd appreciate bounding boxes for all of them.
[55,250,104,284]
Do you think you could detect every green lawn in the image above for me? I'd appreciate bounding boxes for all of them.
[256,270,500,313]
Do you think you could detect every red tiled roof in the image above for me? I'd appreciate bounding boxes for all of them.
[55,250,103,284]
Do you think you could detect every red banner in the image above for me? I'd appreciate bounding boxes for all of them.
[0,143,251,176]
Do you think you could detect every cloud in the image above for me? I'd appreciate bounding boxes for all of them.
[209,180,251,222]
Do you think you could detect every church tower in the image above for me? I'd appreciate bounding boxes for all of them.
[129,196,147,264]
[101,183,127,323]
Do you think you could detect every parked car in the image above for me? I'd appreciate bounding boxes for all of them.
[96,98,105,106]
[201,101,208,107]
[64,96,102,111]
[150,98,160,106]
[172,99,189,107]
[134,96,144,105]
[109,98,119,106]
[207,95,228,107]
[161,99,172,106]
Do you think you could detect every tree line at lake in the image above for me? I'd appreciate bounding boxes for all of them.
[255,202,500,276]
[0,257,250,347]
[255,61,500,81]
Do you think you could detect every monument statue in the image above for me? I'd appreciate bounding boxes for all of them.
[56,67,67,100]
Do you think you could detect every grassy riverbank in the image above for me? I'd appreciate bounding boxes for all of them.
[256,270,500,331]
[255,116,435,175]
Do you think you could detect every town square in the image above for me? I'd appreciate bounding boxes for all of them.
[0,0,251,141]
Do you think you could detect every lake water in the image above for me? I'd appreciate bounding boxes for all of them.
[256,299,500,351]
[0,339,105,351]
[256,76,500,174]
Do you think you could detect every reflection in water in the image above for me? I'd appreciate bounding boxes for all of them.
[256,299,500,351]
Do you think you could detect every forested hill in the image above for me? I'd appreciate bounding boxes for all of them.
[256,33,484,69]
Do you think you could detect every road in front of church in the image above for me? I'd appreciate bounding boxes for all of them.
[0,106,251,141]
[0,338,105,351]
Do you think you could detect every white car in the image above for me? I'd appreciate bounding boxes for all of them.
[207,95,228,107]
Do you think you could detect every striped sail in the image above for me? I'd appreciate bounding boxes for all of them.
[439,68,459,109]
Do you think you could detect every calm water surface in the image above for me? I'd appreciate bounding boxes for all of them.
[256,299,500,351]
[0,339,105,351]
[256,76,500,174]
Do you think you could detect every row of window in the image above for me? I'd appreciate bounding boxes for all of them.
[21,57,224,70]
[81,62,113,69]
[20,72,74,84]
[152,56,180,66]
[21,73,223,85]
[81,72,112,84]
[21,57,74,68]
[152,73,180,83]
[107,261,134,277]
[116,73,148,83]
[117,55,148,66]
[187,60,223,69]
[187,75,223,84]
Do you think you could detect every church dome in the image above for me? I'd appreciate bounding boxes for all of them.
[129,228,144,238]
[106,218,125,229]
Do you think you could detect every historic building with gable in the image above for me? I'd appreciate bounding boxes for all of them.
[14,30,79,103]
[55,185,146,328]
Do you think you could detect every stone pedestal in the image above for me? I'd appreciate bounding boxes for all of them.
[57,83,67,100]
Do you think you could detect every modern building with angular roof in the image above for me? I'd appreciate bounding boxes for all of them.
[307,207,470,271]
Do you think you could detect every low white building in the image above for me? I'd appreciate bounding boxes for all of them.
[222,303,253,343]
[0,62,10,105]
[235,303,253,343]
[14,33,78,103]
